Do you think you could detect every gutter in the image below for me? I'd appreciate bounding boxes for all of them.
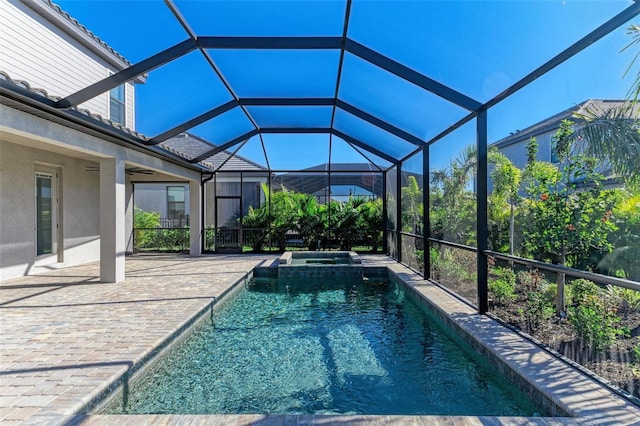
[0,78,206,173]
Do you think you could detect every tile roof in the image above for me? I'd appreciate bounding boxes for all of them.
[1,70,263,173]
[492,99,636,148]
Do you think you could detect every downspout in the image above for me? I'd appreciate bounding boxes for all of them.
[201,172,214,253]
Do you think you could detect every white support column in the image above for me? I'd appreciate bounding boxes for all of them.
[100,157,126,282]
[189,179,202,256]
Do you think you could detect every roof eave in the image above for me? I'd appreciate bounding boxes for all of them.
[0,79,205,173]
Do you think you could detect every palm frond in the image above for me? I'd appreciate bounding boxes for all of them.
[572,103,640,186]
[622,24,640,102]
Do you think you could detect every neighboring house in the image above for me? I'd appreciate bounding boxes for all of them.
[273,163,384,203]
[0,0,204,282]
[492,99,634,186]
[134,132,269,230]
[133,183,191,228]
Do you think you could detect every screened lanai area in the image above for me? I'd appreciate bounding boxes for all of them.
[3,0,640,400]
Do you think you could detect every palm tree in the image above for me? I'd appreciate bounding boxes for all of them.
[571,102,639,188]
[568,25,640,188]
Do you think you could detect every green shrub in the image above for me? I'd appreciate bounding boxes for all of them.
[133,208,160,249]
[432,247,477,284]
[517,269,549,293]
[570,278,602,304]
[606,285,640,314]
[512,270,554,333]
[543,283,573,307]
[152,228,189,252]
[489,266,516,306]
[525,291,554,332]
[568,294,628,351]
[632,338,640,378]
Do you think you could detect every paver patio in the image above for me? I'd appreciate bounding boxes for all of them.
[0,254,638,425]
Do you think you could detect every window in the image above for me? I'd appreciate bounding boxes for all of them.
[35,170,57,256]
[167,186,186,221]
[550,138,559,164]
[109,84,125,125]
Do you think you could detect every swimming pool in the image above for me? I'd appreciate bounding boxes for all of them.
[98,275,543,416]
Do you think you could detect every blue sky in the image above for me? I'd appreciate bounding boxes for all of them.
[56,0,638,171]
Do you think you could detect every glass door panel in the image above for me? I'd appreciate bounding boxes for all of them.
[36,172,53,255]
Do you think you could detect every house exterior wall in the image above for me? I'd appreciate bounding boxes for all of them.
[134,183,190,220]
[496,130,556,170]
[0,104,201,281]
[0,0,136,128]
[0,140,101,280]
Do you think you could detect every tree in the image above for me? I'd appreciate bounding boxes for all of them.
[401,175,422,233]
[571,104,640,189]
[488,149,522,255]
[598,192,640,281]
[430,146,477,245]
[294,193,327,250]
[567,25,640,189]
[360,197,383,252]
[521,134,617,315]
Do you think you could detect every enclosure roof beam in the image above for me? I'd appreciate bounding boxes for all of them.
[147,100,239,145]
[197,36,343,50]
[165,0,263,148]
[331,129,398,164]
[55,38,197,109]
[240,98,334,106]
[239,97,424,148]
[190,129,259,163]
[260,127,331,134]
[344,39,482,112]
[335,100,424,147]
[482,1,640,112]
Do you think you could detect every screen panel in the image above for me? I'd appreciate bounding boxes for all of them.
[209,49,340,98]
[174,0,347,37]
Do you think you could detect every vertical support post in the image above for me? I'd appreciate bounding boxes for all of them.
[382,170,387,255]
[267,172,272,250]
[396,161,402,263]
[100,157,125,283]
[200,175,206,253]
[327,167,331,248]
[124,177,134,255]
[189,179,201,256]
[422,146,430,279]
[239,172,244,250]
[477,111,489,314]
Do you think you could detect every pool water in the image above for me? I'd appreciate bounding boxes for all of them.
[100,277,542,416]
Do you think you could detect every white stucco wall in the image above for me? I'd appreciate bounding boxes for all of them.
[0,104,202,281]
[0,141,101,279]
